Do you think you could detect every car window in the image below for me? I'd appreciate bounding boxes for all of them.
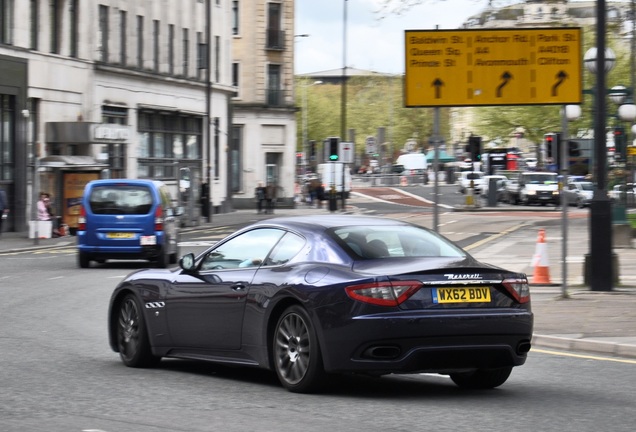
[264,232,306,266]
[201,228,285,270]
[332,225,465,259]
[89,185,153,214]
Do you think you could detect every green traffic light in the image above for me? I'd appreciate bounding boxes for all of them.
[329,155,339,161]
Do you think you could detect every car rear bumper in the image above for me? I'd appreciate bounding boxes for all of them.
[315,308,533,374]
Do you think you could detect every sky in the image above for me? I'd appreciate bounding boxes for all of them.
[295,0,486,75]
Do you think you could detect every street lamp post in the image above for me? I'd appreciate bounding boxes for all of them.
[585,35,613,290]
[584,36,616,290]
[301,80,322,174]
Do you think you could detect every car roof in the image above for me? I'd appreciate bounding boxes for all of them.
[250,215,415,231]
[86,179,166,188]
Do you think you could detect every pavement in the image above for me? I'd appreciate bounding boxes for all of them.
[1,190,635,361]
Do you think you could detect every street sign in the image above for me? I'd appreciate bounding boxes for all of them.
[365,136,377,155]
[339,141,354,163]
[405,27,582,107]
[628,146,636,156]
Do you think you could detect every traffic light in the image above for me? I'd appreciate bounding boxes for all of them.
[326,137,340,161]
[614,126,626,160]
[468,136,482,161]
[545,133,562,167]
[568,140,581,157]
[309,140,316,158]
[545,133,555,158]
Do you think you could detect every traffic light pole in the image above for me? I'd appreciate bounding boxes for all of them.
[560,107,570,298]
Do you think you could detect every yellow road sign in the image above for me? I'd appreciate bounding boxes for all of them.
[628,146,636,156]
[405,28,582,107]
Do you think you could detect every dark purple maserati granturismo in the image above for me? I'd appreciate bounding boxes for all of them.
[108,215,533,393]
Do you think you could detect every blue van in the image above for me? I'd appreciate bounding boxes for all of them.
[77,179,181,268]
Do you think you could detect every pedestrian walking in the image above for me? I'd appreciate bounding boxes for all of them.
[265,183,277,214]
[255,181,266,214]
[0,186,8,236]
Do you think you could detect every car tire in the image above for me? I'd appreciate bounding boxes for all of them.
[156,247,168,268]
[78,252,90,268]
[116,293,161,368]
[272,305,326,393]
[169,250,178,264]
[450,366,513,389]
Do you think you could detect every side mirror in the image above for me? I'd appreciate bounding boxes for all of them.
[179,253,196,271]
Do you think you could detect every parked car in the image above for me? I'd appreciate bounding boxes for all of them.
[524,157,537,169]
[317,163,352,198]
[458,171,485,194]
[108,215,533,393]
[77,179,182,268]
[481,175,509,202]
[564,181,594,208]
[609,183,636,203]
[503,176,521,204]
[518,172,560,206]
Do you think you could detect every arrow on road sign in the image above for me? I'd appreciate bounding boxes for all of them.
[552,70,568,97]
[433,78,444,99]
[496,71,512,98]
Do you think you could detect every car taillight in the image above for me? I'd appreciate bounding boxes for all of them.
[155,206,163,231]
[345,281,422,307]
[502,278,530,303]
[78,205,86,231]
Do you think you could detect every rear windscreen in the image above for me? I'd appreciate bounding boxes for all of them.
[88,185,153,215]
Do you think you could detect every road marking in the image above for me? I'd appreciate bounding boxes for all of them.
[464,222,531,251]
[533,348,636,365]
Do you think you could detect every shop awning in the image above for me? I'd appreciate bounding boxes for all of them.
[39,155,108,169]
[425,150,456,163]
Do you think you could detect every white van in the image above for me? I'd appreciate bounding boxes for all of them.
[317,163,352,198]
[394,153,428,175]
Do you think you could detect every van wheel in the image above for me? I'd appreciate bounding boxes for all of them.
[156,248,168,268]
[169,251,178,264]
[78,252,90,268]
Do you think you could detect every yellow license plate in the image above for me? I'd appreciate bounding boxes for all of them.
[106,232,135,239]
[433,287,491,304]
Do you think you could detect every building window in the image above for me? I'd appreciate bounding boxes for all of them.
[266,2,284,50]
[168,24,174,74]
[182,28,189,76]
[230,125,243,193]
[138,111,202,180]
[50,0,62,54]
[98,5,109,62]
[137,15,144,68]
[0,94,15,181]
[30,0,38,49]
[214,36,220,82]
[1,0,13,45]
[267,64,282,106]
[101,106,128,178]
[69,0,79,57]
[153,20,160,72]
[196,32,203,80]
[232,1,239,35]
[232,62,239,88]
[119,10,127,65]
[214,118,220,180]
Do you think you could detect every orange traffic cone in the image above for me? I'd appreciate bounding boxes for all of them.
[531,229,551,284]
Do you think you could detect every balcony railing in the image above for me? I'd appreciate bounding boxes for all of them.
[266,29,285,50]
[266,89,286,106]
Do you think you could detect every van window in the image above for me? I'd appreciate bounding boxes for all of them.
[88,185,153,215]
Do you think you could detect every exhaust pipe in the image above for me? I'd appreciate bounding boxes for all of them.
[362,345,401,359]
